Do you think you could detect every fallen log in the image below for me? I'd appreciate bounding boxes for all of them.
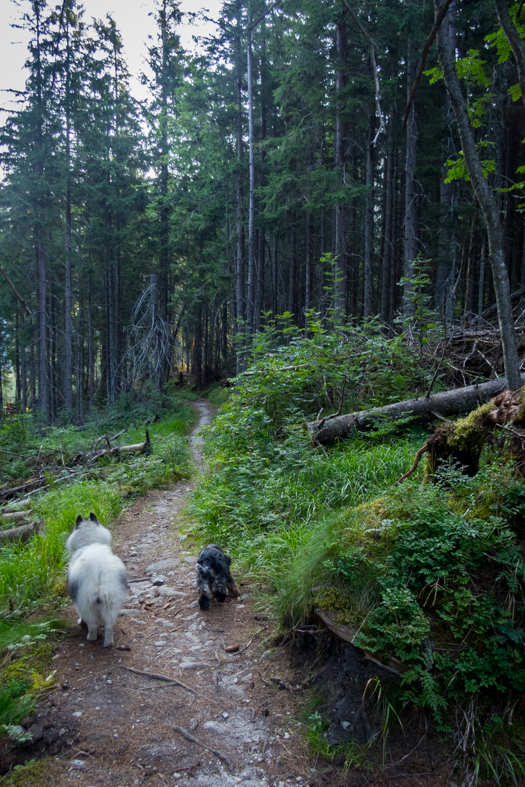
[0,478,46,503]
[0,510,30,523]
[0,521,40,544]
[73,428,151,465]
[4,499,32,511]
[308,376,523,445]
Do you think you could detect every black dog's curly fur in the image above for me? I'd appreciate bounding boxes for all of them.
[196,544,239,610]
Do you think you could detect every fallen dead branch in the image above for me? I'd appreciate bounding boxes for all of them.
[226,626,265,656]
[172,725,233,773]
[73,429,150,466]
[0,510,30,523]
[118,665,222,704]
[394,442,429,485]
[0,520,40,543]
[0,478,46,503]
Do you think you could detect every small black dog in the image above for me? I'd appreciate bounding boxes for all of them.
[196,544,240,610]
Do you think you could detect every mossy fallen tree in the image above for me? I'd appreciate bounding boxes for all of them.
[307,376,524,445]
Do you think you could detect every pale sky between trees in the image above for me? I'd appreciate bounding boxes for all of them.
[0,0,223,118]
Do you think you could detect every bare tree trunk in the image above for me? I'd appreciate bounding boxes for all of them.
[363,120,375,318]
[380,113,395,324]
[15,311,20,406]
[37,238,49,419]
[463,215,477,315]
[63,26,73,413]
[193,301,203,387]
[334,17,347,318]
[235,0,245,376]
[254,227,265,333]
[288,229,297,319]
[88,281,94,412]
[271,235,277,319]
[254,11,267,335]
[49,289,57,421]
[77,297,84,424]
[21,312,27,414]
[435,0,520,389]
[246,26,255,331]
[64,146,73,412]
[402,39,418,316]
[305,211,313,331]
[435,167,455,321]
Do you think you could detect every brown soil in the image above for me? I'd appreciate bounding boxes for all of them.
[0,402,453,787]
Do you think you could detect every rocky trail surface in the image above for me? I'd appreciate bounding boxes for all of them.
[3,401,328,787]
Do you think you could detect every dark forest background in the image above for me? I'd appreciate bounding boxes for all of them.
[1,0,524,423]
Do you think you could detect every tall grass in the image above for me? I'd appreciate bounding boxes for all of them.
[189,429,418,603]
[0,481,123,615]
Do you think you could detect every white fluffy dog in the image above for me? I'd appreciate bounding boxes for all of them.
[66,513,128,647]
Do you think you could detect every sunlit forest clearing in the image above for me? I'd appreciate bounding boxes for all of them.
[1,0,525,784]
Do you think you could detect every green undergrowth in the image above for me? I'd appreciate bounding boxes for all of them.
[188,317,525,780]
[203,382,231,408]
[0,618,66,740]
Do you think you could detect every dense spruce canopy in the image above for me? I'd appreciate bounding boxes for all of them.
[1,0,525,420]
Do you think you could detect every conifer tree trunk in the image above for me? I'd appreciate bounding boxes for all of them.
[402,39,418,316]
[21,312,27,414]
[380,113,395,325]
[247,24,256,331]
[334,17,347,318]
[435,161,455,319]
[63,12,73,413]
[254,16,267,335]
[37,238,49,419]
[271,235,277,318]
[363,120,374,318]
[34,2,50,421]
[305,211,313,330]
[235,0,245,336]
[15,311,21,406]
[435,0,520,389]
[288,229,297,317]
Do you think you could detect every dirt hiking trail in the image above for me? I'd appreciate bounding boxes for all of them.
[2,401,449,787]
[5,401,321,787]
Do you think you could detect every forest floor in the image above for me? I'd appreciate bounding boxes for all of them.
[0,401,452,787]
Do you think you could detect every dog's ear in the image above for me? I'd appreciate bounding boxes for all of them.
[89,512,99,524]
[75,515,83,529]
